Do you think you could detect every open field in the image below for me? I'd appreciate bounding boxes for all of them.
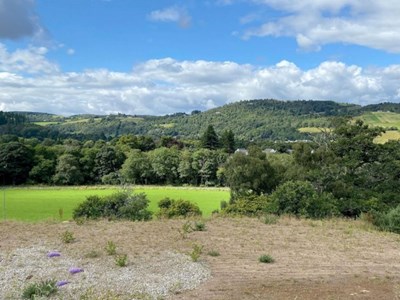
[0,186,229,222]
[1,217,400,299]
[358,112,400,129]
[298,127,331,133]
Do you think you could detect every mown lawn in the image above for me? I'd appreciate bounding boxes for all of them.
[0,186,229,222]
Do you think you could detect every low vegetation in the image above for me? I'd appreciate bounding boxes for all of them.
[73,191,152,221]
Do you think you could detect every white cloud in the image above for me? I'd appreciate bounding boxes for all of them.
[148,6,191,28]
[0,45,399,115]
[0,0,43,40]
[241,0,400,53]
[0,44,59,74]
[67,48,75,55]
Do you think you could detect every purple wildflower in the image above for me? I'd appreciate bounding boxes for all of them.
[69,267,84,274]
[47,251,61,258]
[56,280,69,287]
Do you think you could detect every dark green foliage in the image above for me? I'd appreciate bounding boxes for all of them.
[373,206,400,234]
[156,198,202,218]
[0,142,34,185]
[223,195,269,216]
[267,181,338,218]
[201,125,219,149]
[73,195,104,219]
[207,250,220,257]
[193,221,206,231]
[52,154,84,185]
[259,254,275,263]
[73,191,152,221]
[220,129,235,153]
[224,152,277,199]
[22,279,57,299]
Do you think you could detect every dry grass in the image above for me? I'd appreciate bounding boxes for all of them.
[2,216,400,299]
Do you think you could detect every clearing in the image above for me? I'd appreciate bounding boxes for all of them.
[0,186,229,221]
[1,217,400,299]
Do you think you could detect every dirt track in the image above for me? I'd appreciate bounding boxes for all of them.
[1,216,400,299]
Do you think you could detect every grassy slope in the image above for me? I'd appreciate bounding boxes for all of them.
[0,187,229,222]
[358,111,400,128]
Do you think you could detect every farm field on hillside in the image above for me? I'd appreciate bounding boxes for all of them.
[1,217,400,299]
[0,186,229,221]
[358,112,400,129]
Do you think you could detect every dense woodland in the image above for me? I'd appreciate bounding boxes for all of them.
[1,99,400,227]
[8,99,400,142]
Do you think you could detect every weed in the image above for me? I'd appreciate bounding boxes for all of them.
[105,241,117,256]
[193,221,206,231]
[22,279,58,299]
[85,250,101,258]
[115,254,128,267]
[207,250,220,257]
[259,254,275,263]
[60,230,75,244]
[178,221,192,239]
[264,214,278,225]
[190,244,203,262]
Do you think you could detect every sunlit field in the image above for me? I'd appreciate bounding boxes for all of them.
[0,186,229,222]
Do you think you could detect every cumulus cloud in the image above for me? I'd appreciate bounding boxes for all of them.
[148,6,191,28]
[0,44,59,74]
[241,0,400,53]
[0,45,399,115]
[0,0,43,40]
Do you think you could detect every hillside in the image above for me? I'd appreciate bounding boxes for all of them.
[4,99,400,141]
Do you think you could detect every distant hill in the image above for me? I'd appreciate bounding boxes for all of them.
[4,99,400,141]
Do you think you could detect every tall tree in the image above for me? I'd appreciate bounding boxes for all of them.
[201,125,219,150]
[220,130,236,153]
[0,142,34,185]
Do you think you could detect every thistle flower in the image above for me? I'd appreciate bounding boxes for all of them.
[47,251,61,258]
[69,267,84,274]
[56,280,69,287]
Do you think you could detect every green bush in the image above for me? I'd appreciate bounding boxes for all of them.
[115,254,128,267]
[22,279,58,299]
[373,205,400,233]
[73,195,104,220]
[267,180,338,218]
[60,230,75,244]
[73,191,152,221]
[223,195,268,216]
[156,198,202,218]
[259,254,274,263]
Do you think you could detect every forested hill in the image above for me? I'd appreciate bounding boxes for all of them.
[5,99,400,141]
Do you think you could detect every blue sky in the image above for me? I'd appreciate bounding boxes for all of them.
[1,0,400,115]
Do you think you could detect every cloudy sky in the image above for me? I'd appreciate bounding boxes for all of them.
[1,0,400,115]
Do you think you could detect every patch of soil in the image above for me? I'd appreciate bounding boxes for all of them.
[1,216,400,299]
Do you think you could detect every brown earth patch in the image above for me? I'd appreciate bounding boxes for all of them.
[1,216,400,299]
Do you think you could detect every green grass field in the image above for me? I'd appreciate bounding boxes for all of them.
[0,186,229,222]
[358,112,400,129]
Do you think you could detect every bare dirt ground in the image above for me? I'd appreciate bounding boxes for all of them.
[1,216,400,299]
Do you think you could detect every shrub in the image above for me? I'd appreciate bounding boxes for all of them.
[73,191,152,221]
[193,221,206,231]
[105,241,117,255]
[22,279,58,299]
[190,244,203,262]
[223,195,268,216]
[264,214,279,225]
[158,197,173,209]
[156,198,202,219]
[259,254,275,263]
[266,180,338,219]
[220,200,228,210]
[207,250,220,257]
[373,205,400,233]
[60,231,75,244]
[73,195,104,220]
[115,254,128,267]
